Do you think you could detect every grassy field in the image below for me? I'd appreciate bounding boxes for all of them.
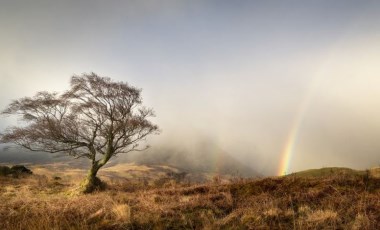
[0,166,380,229]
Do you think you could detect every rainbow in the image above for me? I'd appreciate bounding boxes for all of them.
[277,91,312,176]
[277,53,334,176]
[277,10,370,175]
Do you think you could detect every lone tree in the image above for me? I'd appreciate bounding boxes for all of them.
[0,73,159,193]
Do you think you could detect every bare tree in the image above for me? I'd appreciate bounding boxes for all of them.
[0,73,159,193]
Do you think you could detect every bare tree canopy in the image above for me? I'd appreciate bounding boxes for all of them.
[0,73,159,192]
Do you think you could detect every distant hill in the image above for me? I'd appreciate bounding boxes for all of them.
[123,142,261,179]
[288,167,380,178]
[1,142,260,179]
[0,145,73,164]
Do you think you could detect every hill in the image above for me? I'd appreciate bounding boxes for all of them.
[288,167,380,178]
[0,141,261,180]
[0,166,380,229]
[124,143,260,178]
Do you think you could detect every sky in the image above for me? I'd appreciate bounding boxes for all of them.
[1,0,380,175]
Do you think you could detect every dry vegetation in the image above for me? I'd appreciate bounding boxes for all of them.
[1,167,380,229]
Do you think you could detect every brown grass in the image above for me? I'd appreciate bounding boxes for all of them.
[1,171,380,229]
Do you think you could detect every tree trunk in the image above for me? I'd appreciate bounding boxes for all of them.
[80,149,112,193]
[81,163,104,193]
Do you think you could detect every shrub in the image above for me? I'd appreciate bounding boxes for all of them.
[0,165,12,176]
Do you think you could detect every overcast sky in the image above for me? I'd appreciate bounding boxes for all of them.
[1,0,380,175]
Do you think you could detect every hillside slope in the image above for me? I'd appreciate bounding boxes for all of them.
[1,168,379,229]
[288,167,380,178]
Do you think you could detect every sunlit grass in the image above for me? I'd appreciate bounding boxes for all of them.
[0,166,380,229]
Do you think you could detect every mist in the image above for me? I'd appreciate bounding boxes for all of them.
[1,1,380,176]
